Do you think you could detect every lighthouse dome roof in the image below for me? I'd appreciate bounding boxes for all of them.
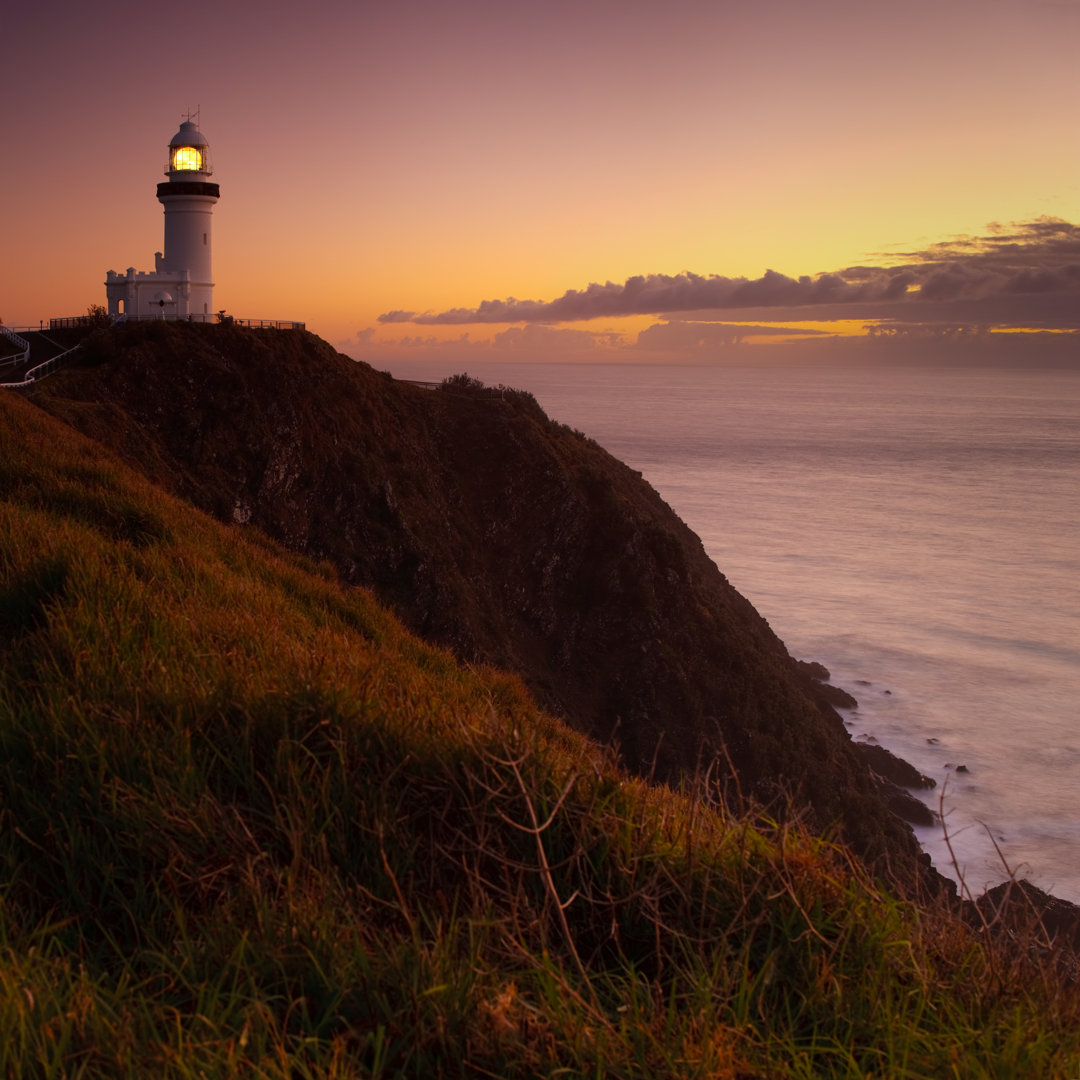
[170,120,209,148]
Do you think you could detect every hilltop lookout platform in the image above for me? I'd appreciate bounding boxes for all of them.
[1,313,306,390]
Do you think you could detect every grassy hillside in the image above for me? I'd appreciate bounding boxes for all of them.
[1,389,1078,1077]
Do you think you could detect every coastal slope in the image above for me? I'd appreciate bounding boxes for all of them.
[34,321,917,868]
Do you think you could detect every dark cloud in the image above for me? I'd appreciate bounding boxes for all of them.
[887,218,1080,270]
[377,218,1080,330]
[377,269,906,325]
[636,321,830,352]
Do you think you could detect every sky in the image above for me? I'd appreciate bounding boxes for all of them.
[3,0,1078,366]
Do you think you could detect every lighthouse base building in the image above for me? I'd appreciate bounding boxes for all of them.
[105,265,212,321]
[106,118,220,322]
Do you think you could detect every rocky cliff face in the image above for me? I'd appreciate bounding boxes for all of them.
[34,322,925,872]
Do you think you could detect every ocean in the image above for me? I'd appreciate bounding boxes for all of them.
[383,354,1080,903]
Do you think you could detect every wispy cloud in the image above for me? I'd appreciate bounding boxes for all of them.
[378,218,1080,330]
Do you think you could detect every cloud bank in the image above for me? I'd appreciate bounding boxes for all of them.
[378,218,1080,331]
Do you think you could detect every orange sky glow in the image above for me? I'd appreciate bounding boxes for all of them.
[4,0,1078,367]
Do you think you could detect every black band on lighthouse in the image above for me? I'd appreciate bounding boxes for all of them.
[157,181,220,198]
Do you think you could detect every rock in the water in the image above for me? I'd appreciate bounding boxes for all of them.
[793,659,859,708]
[794,660,831,682]
[882,786,937,828]
[976,879,1080,955]
[856,742,936,790]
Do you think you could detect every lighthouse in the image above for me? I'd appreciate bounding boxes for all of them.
[105,117,221,321]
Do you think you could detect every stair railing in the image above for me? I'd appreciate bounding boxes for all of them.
[0,326,31,369]
[0,345,81,389]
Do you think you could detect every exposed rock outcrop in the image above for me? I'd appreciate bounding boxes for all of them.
[879,785,937,828]
[974,880,1080,975]
[856,742,936,790]
[793,659,859,710]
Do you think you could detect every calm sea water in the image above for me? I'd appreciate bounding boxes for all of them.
[385,356,1080,902]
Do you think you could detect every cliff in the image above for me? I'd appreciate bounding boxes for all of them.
[32,321,920,871]
[5,386,1077,1076]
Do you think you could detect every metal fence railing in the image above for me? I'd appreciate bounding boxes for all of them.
[111,314,306,330]
[0,326,31,368]
[8,315,307,333]
[0,345,82,390]
[230,318,307,330]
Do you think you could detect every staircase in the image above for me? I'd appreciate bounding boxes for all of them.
[0,326,31,370]
[0,330,83,389]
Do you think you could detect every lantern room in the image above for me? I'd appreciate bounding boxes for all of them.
[167,121,212,177]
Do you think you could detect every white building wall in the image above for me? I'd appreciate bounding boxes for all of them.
[159,194,214,283]
[105,268,213,320]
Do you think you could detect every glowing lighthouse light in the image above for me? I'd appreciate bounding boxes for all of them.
[171,145,203,172]
[105,116,221,321]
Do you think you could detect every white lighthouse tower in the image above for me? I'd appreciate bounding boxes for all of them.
[105,117,220,321]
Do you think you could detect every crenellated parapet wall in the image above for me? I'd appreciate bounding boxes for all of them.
[105,265,213,321]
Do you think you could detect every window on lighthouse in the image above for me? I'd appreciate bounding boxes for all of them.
[172,146,203,171]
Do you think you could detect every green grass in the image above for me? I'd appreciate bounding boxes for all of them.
[1,389,1078,1077]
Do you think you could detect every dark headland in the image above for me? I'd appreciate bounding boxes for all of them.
[3,320,1078,1076]
[32,321,921,871]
